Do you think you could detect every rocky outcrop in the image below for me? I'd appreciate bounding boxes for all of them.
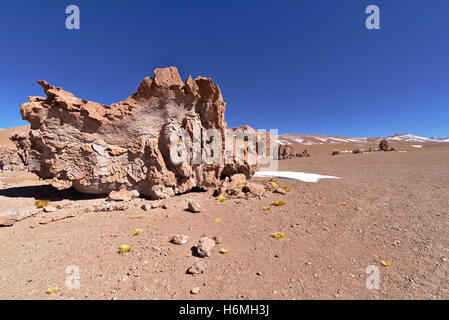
[278,145,295,159]
[379,139,390,151]
[18,67,264,199]
[278,145,310,159]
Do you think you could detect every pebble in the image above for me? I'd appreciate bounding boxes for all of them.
[187,200,201,213]
[190,287,200,294]
[171,234,189,245]
[187,261,206,275]
[195,237,215,257]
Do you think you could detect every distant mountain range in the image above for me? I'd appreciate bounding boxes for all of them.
[277,133,449,145]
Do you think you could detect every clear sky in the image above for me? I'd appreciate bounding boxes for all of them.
[1,0,448,137]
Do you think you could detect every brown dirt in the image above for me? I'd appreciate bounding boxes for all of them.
[0,142,448,300]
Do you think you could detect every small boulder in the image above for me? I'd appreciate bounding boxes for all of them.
[187,261,206,275]
[0,217,14,227]
[141,204,152,211]
[190,287,200,294]
[186,200,201,213]
[171,234,189,245]
[151,200,165,209]
[244,183,265,197]
[195,237,215,257]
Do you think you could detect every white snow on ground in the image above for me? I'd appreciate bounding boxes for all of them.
[411,145,423,148]
[388,134,449,143]
[276,139,292,145]
[254,171,340,183]
[291,137,304,144]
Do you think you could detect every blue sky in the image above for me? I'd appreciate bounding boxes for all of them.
[0,0,448,137]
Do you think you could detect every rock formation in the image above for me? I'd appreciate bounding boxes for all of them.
[17,67,264,199]
[278,145,310,159]
[379,139,390,151]
[278,145,295,159]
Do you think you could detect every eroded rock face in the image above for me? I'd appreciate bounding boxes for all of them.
[0,147,26,171]
[18,67,260,198]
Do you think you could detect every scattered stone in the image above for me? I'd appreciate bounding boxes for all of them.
[187,261,206,275]
[150,201,166,209]
[171,235,189,245]
[43,206,57,213]
[186,200,201,213]
[195,237,215,257]
[0,207,39,227]
[39,213,75,225]
[94,202,128,212]
[56,202,71,209]
[273,187,287,195]
[332,151,340,156]
[0,217,14,227]
[212,236,222,244]
[141,204,152,211]
[190,287,200,294]
[244,183,265,197]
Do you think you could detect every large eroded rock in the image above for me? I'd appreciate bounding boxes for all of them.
[17,67,262,198]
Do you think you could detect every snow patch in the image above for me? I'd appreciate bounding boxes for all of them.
[254,171,340,183]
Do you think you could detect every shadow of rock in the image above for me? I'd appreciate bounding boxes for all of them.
[0,184,105,201]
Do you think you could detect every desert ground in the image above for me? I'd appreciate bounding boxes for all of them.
[0,127,448,300]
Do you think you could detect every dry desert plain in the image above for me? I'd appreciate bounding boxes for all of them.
[0,126,448,300]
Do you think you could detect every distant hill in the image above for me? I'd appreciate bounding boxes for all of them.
[277,133,449,145]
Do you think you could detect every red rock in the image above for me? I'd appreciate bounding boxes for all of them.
[17,67,261,199]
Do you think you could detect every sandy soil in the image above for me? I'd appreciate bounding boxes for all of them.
[0,143,448,300]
